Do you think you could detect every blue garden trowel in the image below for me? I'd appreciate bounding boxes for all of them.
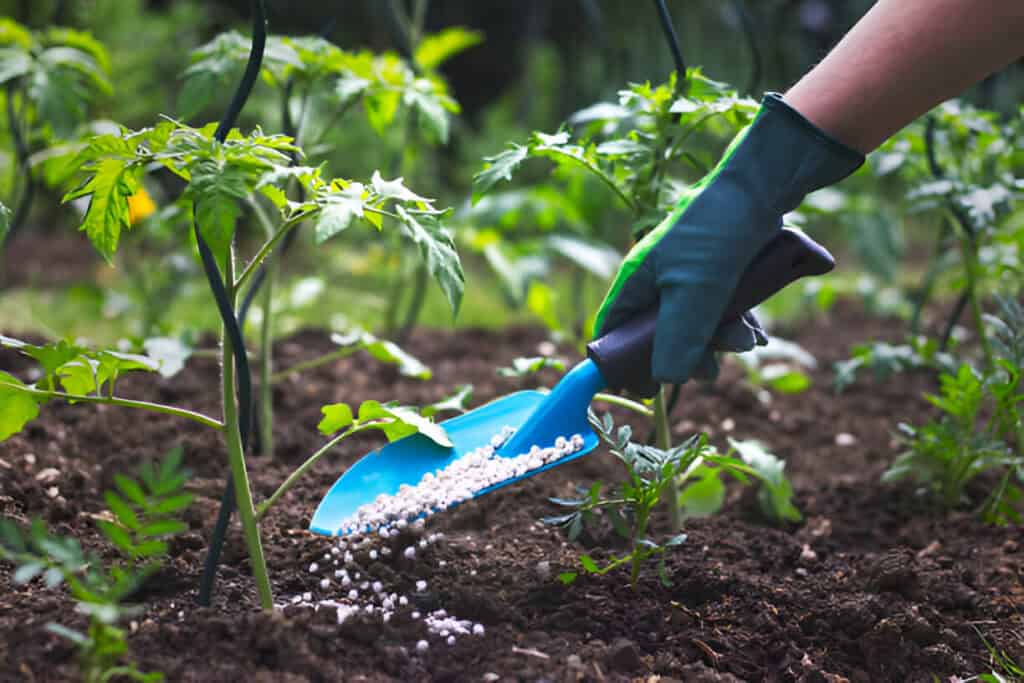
[309,228,834,535]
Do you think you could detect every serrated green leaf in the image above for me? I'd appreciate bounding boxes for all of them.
[405,83,450,143]
[65,157,138,262]
[472,144,529,203]
[371,171,431,204]
[365,88,400,134]
[318,403,354,435]
[394,206,464,315]
[414,27,483,71]
[579,554,599,573]
[314,182,366,243]
[0,371,41,442]
[557,571,577,585]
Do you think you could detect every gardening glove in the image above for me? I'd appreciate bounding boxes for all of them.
[594,92,863,387]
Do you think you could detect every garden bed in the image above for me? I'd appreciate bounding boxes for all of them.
[1,304,1020,682]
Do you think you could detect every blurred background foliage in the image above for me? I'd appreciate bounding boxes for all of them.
[0,0,1022,345]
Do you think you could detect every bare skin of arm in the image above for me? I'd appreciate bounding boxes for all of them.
[785,0,1024,154]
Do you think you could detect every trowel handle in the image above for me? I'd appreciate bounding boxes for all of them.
[586,227,835,397]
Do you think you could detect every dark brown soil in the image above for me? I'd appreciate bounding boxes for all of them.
[1,304,1021,682]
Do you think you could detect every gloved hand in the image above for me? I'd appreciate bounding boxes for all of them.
[594,93,863,386]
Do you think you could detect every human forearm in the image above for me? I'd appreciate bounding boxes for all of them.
[785,0,1024,153]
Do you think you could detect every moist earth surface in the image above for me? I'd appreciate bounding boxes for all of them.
[1,304,1021,682]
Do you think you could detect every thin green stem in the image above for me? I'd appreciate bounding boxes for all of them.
[255,424,372,519]
[234,212,311,292]
[220,253,274,609]
[653,386,681,532]
[593,392,654,417]
[0,382,223,430]
[258,259,275,457]
[270,347,357,384]
[544,148,637,213]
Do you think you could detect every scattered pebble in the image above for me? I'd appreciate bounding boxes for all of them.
[473,624,485,636]
[319,578,330,589]
[446,635,456,646]
[416,580,427,592]
[416,640,429,653]
[835,432,857,447]
[308,562,319,573]
[404,546,416,559]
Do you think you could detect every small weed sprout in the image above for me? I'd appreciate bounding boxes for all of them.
[885,298,1023,524]
[0,448,192,683]
[546,412,746,589]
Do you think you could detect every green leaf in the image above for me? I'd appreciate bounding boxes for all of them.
[151,494,193,515]
[423,385,473,416]
[728,439,801,523]
[678,465,726,519]
[579,554,599,573]
[404,82,452,143]
[114,475,147,506]
[0,371,41,442]
[472,144,529,203]
[13,562,44,584]
[329,330,431,380]
[317,403,354,435]
[556,571,578,585]
[313,182,366,243]
[394,206,464,316]
[356,400,452,448]
[497,356,566,378]
[0,47,31,84]
[104,492,140,531]
[414,27,483,70]
[137,520,187,538]
[0,201,9,243]
[760,365,811,394]
[46,623,88,645]
[371,171,431,204]
[142,337,192,378]
[56,359,99,395]
[546,234,621,280]
[96,520,135,555]
[64,157,138,262]
[0,19,34,49]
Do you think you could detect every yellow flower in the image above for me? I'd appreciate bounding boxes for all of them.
[127,187,156,225]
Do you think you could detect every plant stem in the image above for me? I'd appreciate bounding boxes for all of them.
[955,222,995,370]
[221,254,273,609]
[592,392,654,417]
[653,386,681,532]
[0,383,223,429]
[256,424,366,518]
[234,212,310,292]
[270,347,357,384]
[258,259,275,457]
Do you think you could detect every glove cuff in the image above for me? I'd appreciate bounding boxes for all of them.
[735,92,866,215]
